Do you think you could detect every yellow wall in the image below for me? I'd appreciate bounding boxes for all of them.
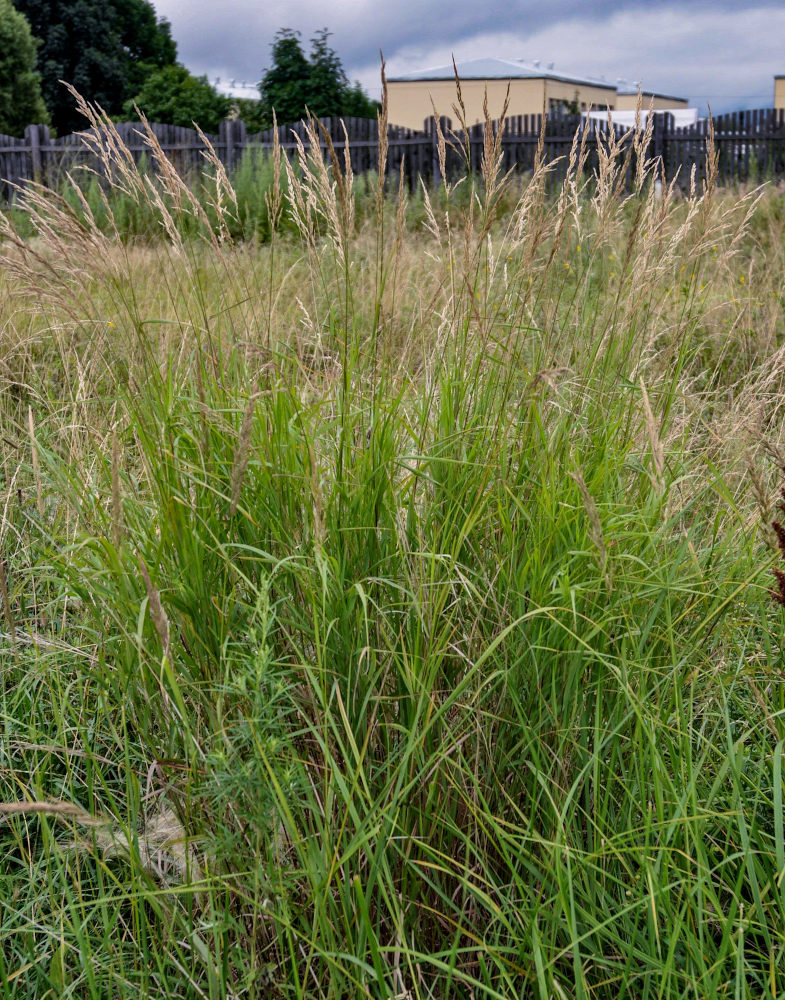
[387,78,542,130]
[387,77,617,130]
[616,93,688,110]
[544,79,616,113]
[776,77,785,110]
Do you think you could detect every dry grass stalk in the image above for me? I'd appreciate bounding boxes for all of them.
[27,406,44,519]
[265,109,283,234]
[0,798,200,885]
[570,468,612,592]
[283,126,322,259]
[137,556,171,661]
[480,85,510,211]
[376,56,390,202]
[450,57,472,167]
[429,98,449,191]
[640,379,665,493]
[314,115,355,258]
[0,799,110,825]
[229,391,260,517]
[704,113,719,200]
[62,83,146,204]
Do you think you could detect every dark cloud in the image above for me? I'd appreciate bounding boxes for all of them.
[153,1,783,114]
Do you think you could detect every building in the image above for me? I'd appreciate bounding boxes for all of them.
[387,58,618,130]
[387,57,687,130]
[615,82,689,111]
[776,76,785,110]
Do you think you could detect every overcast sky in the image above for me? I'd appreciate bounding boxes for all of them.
[152,1,783,114]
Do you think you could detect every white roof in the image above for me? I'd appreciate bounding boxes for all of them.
[584,108,699,128]
[389,57,616,91]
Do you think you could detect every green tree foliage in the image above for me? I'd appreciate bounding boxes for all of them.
[0,0,47,135]
[258,29,311,126]
[258,28,378,126]
[229,97,267,134]
[125,65,230,132]
[306,28,349,119]
[12,0,177,134]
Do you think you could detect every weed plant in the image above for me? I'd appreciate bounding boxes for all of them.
[1,87,785,999]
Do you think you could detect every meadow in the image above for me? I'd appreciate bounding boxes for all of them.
[1,98,785,999]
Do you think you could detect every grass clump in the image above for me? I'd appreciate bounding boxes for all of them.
[1,89,785,999]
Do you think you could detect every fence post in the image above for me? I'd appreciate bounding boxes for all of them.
[650,112,664,180]
[429,117,440,188]
[25,123,46,183]
[234,119,247,168]
[220,119,238,173]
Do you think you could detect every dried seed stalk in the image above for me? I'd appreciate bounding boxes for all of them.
[640,379,665,493]
[570,468,612,592]
[138,557,171,661]
[229,391,259,516]
[27,406,44,518]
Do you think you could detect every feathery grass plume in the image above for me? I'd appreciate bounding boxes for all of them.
[545,123,585,274]
[450,56,472,166]
[134,107,213,250]
[194,123,239,246]
[633,93,656,194]
[0,178,120,317]
[283,125,320,258]
[264,110,283,235]
[376,55,389,207]
[0,798,199,885]
[0,798,112,824]
[569,468,610,591]
[640,378,665,493]
[507,103,552,265]
[315,115,355,256]
[229,390,259,517]
[480,85,510,208]
[137,556,171,661]
[429,95,450,195]
[592,114,640,247]
[704,110,719,200]
[62,83,147,204]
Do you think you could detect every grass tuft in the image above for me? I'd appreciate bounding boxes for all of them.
[1,91,785,998]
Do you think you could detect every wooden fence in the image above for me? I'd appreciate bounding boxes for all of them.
[1,107,784,200]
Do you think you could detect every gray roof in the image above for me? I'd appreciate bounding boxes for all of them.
[389,57,617,90]
[616,79,686,102]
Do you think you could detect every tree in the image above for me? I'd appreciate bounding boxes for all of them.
[258,28,378,126]
[306,28,348,119]
[341,79,379,120]
[0,0,47,135]
[125,65,230,132]
[12,0,177,134]
[258,29,311,127]
[229,97,267,134]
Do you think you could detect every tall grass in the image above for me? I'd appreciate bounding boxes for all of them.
[1,89,785,999]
